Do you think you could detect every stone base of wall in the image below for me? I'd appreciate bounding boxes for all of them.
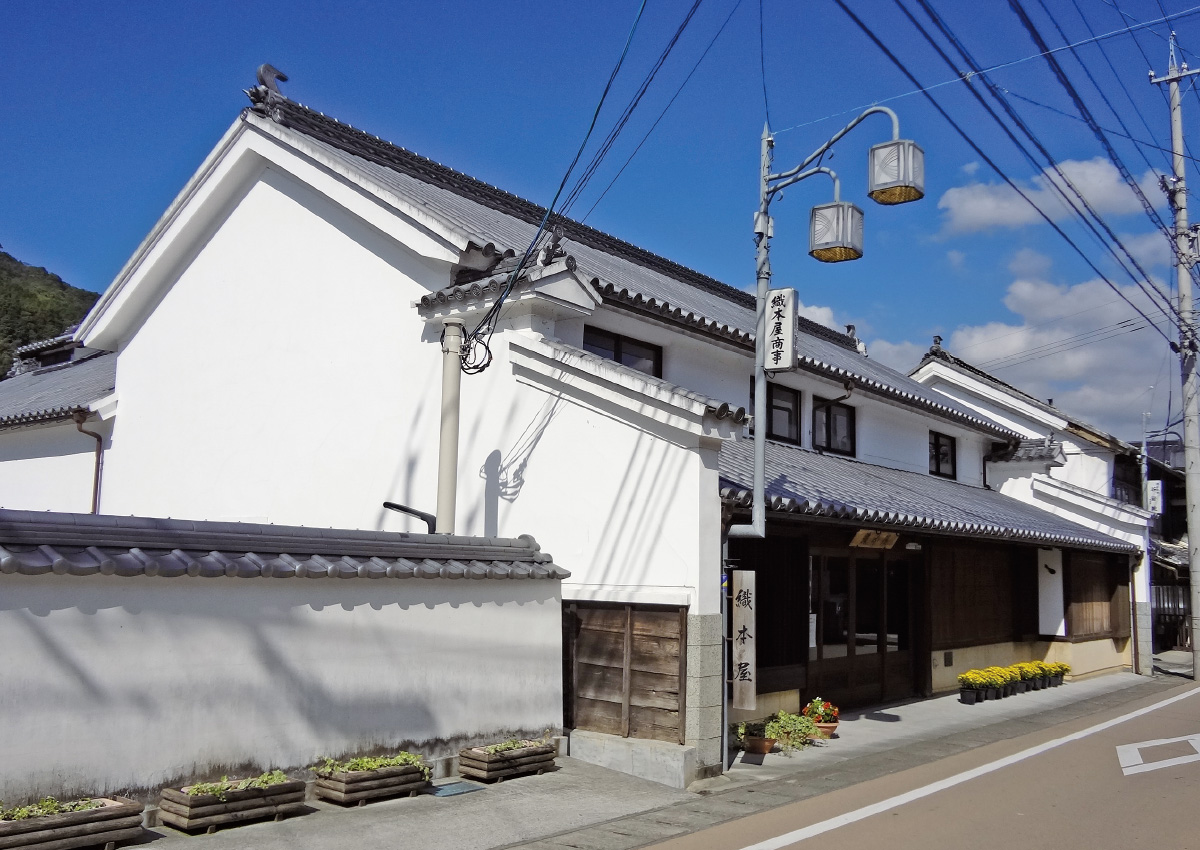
[684,613,723,773]
[569,730,700,789]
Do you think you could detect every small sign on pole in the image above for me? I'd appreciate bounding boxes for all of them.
[765,288,797,372]
[731,570,756,711]
[1146,479,1164,515]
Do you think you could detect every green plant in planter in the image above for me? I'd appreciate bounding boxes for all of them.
[0,797,101,821]
[734,719,768,742]
[187,770,289,801]
[765,711,822,753]
[315,752,431,781]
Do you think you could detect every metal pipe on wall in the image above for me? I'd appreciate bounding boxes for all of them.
[72,409,103,514]
[436,320,464,534]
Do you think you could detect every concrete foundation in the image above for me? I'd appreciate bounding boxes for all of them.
[684,613,723,774]
[568,730,699,789]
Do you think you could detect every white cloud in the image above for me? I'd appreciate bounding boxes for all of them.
[1120,230,1173,270]
[797,299,837,330]
[1007,248,1051,279]
[937,158,1161,235]
[961,161,980,177]
[946,249,966,270]
[869,268,1175,438]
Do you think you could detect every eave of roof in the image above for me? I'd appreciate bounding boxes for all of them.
[915,347,1135,453]
[0,509,569,580]
[0,352,117,430]
[718,438,1135,553]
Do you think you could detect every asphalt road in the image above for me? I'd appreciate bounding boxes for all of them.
[650,681,1200,850]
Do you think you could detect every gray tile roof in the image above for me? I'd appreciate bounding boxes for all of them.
[718,438,1134,553]
[0,352,116,429]
[996,438,1067,465]
[0,509,569,580]
[255,100,1018,441]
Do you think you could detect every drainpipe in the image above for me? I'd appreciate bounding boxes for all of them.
[71,409,103,514]
[436,320,464,534]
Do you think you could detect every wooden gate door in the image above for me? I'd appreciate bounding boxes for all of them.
[564,603,686,744]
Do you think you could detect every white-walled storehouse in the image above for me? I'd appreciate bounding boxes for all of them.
[910,340,1153,676]
[0,75,1141,789]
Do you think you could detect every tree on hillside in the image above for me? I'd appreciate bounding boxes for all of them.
[0,251,98,378]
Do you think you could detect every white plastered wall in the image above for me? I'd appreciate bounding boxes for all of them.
[0,420,111,513]
[0,574,561,803]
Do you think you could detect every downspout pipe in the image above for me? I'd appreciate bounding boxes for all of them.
[436,320,464,534]
[71,409,103,514]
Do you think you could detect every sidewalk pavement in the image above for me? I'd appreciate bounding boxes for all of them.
[131,671,1186,850]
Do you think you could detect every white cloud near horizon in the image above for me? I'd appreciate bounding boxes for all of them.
[937,158,1161,235]
[868,260,1175,439]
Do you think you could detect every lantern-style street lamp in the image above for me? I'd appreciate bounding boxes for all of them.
[729,107,923,541]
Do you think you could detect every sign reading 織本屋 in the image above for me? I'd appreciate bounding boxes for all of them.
[765,288,797,371]
[731,570,756,711]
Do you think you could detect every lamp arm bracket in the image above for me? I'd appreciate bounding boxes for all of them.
[768,166,841,201]
[769,106,901,185]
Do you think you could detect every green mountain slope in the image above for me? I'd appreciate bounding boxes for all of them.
[0,251,99,377]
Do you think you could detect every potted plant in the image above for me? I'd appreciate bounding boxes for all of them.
[801,697,841,737]
[0,795,144,849]
[158,770,306,833]
[1010,664,1028,694]
[957,669,986,704]
[459,737,555,782]
[767,710,824,752]
[313,752,430,806]
[1049,661,1070,686]
[735,719,776,754]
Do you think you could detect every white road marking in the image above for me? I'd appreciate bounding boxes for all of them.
[1116,734,1200,775]
[734,685,1200,850]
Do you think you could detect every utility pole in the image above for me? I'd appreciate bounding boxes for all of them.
[1151,32,1200,679]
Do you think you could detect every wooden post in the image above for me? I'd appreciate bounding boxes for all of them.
[621,605,633,738]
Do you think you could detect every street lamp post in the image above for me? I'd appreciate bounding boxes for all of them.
[722,109,922,767]
[729,106,923,541]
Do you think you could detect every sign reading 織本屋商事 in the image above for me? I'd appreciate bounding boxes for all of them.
[765,288,797,371]
[731,570,756,711]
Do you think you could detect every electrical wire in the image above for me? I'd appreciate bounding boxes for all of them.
[907,0,1179,328]
[775,2,1200,135]
[460,0,648,374]
[830,0,1176,346]
[954,297,1126,352]
[977,318,1146,370]
[582,0,746,223]
[559,0,705,219]
[1031,0,1182,288]
[759,0,772,128]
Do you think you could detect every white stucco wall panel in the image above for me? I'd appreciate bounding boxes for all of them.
[100,166,448,529]
[0,575,561,802]
[0,422,110,513]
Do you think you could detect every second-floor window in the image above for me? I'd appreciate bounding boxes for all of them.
[929,431,957,479]
[749,382,801,444]
[813,398,855,456]
[582,326,663,378]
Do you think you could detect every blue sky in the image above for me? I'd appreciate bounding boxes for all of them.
[4,0,1199,438]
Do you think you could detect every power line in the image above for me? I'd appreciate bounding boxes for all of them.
[582,0,747,223]
[758,0,772,127]
[461,0,649,374]
[954,297,1125,352]
[900,0,1179,328]
[776,2,1200,135]
[977,318,1146,369]
[1005,0,1180,322]
[559,0,705,218]
[830,0,1176,345]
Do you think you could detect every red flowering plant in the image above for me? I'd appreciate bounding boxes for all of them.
[801,696,839,723]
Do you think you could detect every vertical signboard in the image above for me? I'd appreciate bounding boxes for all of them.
[731,570,756,711]
[1146,479,1164,515]
[765,288,797,371]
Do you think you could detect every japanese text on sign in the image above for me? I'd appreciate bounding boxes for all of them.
[731,570,756,711]
[764,288,797,371]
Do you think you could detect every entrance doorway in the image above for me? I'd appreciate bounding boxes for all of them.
[808,549,917,707]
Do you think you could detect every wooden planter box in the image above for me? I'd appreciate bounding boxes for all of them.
[158,780,306,833]
[314,764,428,806]
[458,743,555,782]
[0,797,143,850]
